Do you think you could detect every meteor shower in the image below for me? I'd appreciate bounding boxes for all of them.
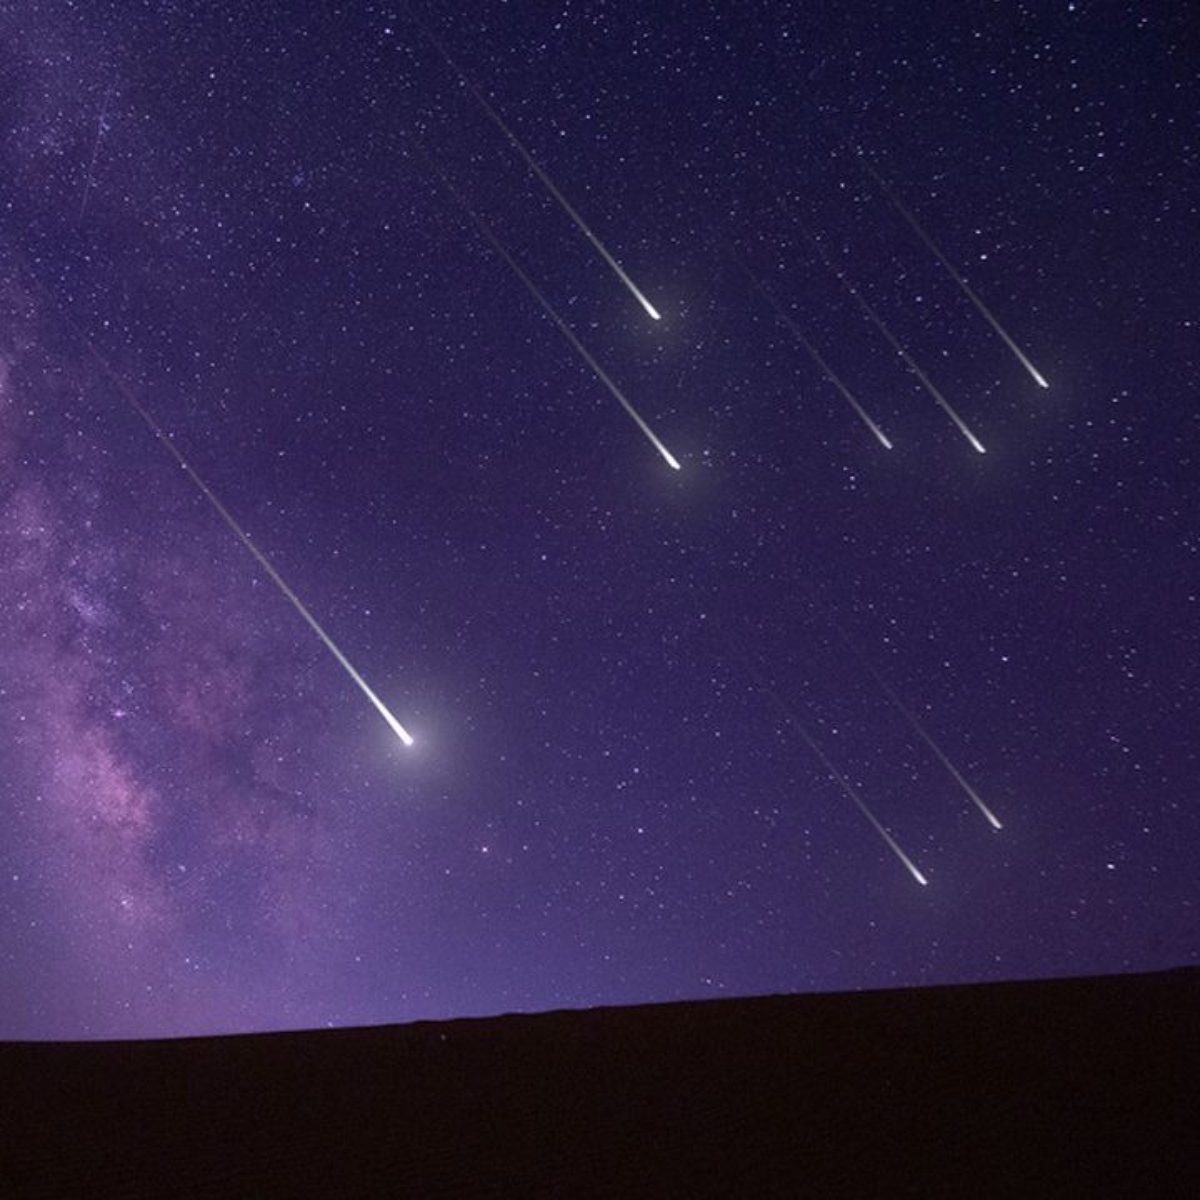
[0,1,1194,1042]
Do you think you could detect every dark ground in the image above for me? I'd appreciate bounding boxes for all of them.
[3,968,1197,1197]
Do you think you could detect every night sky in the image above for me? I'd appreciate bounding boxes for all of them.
[2,2,1196,1040]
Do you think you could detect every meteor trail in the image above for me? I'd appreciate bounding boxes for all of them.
[729,643,928,887]
[788,716,930,887]
[727,243,893,450]
[762,177,988,454]
[405,6,662,322]
[104,365,417,746]
[809,229,986,453]
[78,86,113,221]
[811,595,1003,830]
[16,258,416,747]
[417,145,681,470]
[853,151,1049,390]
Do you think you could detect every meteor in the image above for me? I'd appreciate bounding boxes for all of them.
[813,596,1003,831]
[761,177,988,454]
[418,146,681,470]
[406,6,662,322]
[789,718,930,887]
[895,699,1004,831]
[806,226,986,453]
[853,152,1049,390]
[727,243,893,450]
[730,643,928,887]
[101,361,417,747]
[79,85,113,221]
[17,260,416,747]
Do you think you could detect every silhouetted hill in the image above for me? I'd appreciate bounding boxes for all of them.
[3,969,1197,1197]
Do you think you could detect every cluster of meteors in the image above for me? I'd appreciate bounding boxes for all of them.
[25,7,1050,888]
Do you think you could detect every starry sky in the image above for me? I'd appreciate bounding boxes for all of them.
[1,1,1196,1040]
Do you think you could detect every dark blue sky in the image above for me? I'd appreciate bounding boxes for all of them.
[1,1,1195,1039]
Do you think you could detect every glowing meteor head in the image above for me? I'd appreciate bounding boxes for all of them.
[647,432,681,471]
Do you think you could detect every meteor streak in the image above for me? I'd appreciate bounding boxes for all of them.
[418,147,681,470]
[762,177,988,453]
[813,596,1003,830]
[730,643,928,887]
[809,227,986,453]
[789,717,930,887]
[895,700,1003,831]
[727,243,893,450]
[104,364,417,747]
[17,259,416,747]
[853,152,1049,389]
[78,85,113,221]
[406,6,662,322]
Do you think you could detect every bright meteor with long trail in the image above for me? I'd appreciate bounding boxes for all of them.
[853,152,1049,390]
[811,595,1003,831]
[888,689,1004,831]
[866,675,1002,830]
[94,354,418,748]
[788,717,930,887]
[406,7,662,322]
[728,243,893,450]
[18,261,416,748]
[419,148,681,471]
[730,644,928,887]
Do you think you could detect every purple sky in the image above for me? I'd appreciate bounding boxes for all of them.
[2,1,1196,1039]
